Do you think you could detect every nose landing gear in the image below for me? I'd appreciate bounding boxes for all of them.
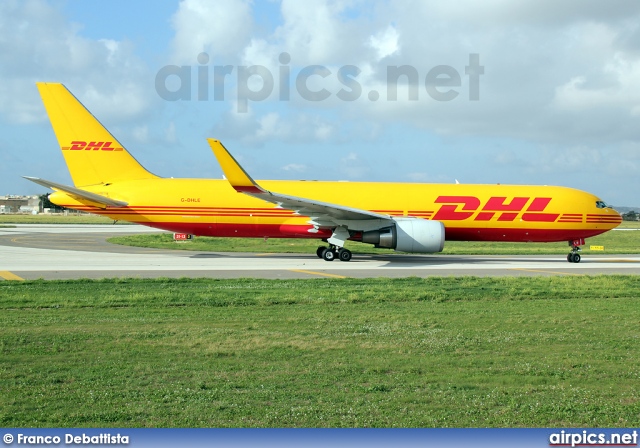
[567,238,585,263]
[567,251,581,263]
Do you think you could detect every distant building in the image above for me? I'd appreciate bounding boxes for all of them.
[0,195,41,214]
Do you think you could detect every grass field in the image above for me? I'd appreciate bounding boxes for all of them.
[1,276,639,427]
[108,221,640,255]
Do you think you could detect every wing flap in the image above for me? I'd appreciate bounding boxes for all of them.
[23,176,127,208]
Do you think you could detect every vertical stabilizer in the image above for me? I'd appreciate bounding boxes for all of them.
[36,82,157,187]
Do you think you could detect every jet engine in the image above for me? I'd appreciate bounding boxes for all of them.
[361,218,445,253]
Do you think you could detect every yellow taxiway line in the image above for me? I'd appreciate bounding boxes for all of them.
[289,269,347,279]
[0,271,24,281]
[510,268,584,276]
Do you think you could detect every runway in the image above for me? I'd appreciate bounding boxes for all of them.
[1,224,640,280]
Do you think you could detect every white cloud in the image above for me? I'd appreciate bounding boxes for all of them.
[165,121,177,144]
[7,0,636,203]
[277,0,344,64]
[272,0,385,66]
[282,163,306,172]
[315,123,333,140]
[132,126,149,143]
[255,112,290,141]
[161,0,640,203]
[0,0,154,124]
[553,54,640,114]
[211,102,341,145]
[404,0,640,27]
[406,172,453,183]
[536,146,603,174]
[242,38,279,68]
[170,0,253,63]
[339,152,369,179]
[369,25,400,60]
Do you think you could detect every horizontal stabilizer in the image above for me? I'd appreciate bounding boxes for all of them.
[23,176,127,208]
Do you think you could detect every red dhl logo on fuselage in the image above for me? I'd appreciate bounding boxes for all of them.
[432,195,559,222]
[428,196,617,224]
[61,141,123,151]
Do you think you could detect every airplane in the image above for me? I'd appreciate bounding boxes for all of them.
[25,82,622,263]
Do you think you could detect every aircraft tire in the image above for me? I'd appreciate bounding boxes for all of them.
[338,248,352,262]
[322,248,336,261]
[316,246,326,258]
[567,253,581,263]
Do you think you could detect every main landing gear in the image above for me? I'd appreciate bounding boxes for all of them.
[316,245,352,262]
[315,225,353,262]
[567,238,585,263]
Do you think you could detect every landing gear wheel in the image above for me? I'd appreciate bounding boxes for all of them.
[316,246,326,258]
[567,252,581,263]
[322,248,336,261]
[338,248,352,262]
[567,239,584,263]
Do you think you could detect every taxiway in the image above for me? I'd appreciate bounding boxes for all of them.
[1,224,639,280]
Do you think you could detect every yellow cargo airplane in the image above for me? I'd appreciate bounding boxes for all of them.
[26,82,622,263]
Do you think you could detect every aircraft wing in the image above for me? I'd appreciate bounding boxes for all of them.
[23,176,128,208]
[208,139,393,229]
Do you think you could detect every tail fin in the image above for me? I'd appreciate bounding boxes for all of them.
[36,82,158,187]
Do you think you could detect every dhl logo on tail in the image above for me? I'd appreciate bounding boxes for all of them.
[62,141,124,151]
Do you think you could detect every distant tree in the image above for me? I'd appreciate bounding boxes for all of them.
[39,193,65,213]
[622,211,638,221]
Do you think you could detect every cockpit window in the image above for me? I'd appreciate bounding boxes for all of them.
[595,201,610,209]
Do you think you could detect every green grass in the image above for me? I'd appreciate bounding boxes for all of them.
[1,276,639,427]
[108,222,640,255]
[109,233,390,254]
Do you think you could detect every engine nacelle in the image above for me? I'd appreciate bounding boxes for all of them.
[362,218,445,253]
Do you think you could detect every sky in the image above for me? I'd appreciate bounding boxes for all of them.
[1,0,639,206]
